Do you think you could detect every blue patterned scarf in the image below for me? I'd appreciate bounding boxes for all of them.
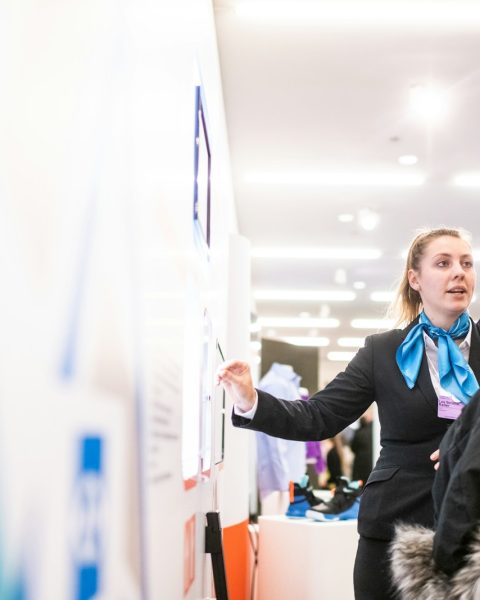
[396,311,478,404]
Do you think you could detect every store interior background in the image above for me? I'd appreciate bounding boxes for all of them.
[1,0,480,599]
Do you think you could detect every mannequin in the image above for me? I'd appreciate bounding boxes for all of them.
[257,362,306,513]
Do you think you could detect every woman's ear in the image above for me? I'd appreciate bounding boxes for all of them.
[408,269,420,292]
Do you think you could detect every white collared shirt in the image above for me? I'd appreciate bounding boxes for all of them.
[423,321,472,402]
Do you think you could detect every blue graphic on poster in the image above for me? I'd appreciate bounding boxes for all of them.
[71,436,104,600]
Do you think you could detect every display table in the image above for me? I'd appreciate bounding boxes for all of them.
[257,516,358,600]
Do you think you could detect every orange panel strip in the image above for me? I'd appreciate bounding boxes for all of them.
[223,519,250,600]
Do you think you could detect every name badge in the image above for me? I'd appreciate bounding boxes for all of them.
[438,395,463,420]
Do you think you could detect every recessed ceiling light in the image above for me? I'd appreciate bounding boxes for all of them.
[351,318,394,329]
[319,304,331,318]
[398,154,418,166]
[251,247,382,260]
[357,208,380,231]
[353,281,366,290]
[452,173,480,187]
[337,337,365,348]
[408,84,448,123]
[370,291,395,302]
[327,351,357,362]
[258,317,340,328]
[282,337,330,347]
[334,268,347,285]
[254,290,356,301]
[245,171,425,187]
[338,213,354,223]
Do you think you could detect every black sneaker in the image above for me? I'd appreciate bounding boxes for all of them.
[306,477,363,521]
[285,475,319,518]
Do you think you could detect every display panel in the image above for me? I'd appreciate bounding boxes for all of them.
[193,85,211,248]
[213,342,226,465]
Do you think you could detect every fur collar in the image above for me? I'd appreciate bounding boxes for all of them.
[390,524,480,600]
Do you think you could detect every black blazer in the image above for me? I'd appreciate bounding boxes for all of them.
[232,318,480,540]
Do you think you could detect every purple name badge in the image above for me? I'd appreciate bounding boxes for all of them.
[438,395,464,420]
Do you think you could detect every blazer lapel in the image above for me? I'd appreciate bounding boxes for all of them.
[399,317,438,409]
[415,349,438,409]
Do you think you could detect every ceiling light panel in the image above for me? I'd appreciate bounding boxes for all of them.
[351,318,394,329]
[258,317,340,328]
[245,171,425,187]
[234,2,480,28]
[254,290,356,301]
[370,291,395,302]
[452,173,480,187]
[281,337,330,347]
[398,154,418,166]
[327,351,357,362]
[251,247,382,260]
[337,337,365,348]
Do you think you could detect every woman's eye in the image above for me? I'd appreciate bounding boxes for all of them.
[437,261,448,267]
[463,261,473,268]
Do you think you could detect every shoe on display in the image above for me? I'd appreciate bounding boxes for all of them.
[305,477,363,522]
[285,475,320,518]
[306,496,361,521]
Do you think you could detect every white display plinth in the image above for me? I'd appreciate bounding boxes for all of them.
[257,516,358,600]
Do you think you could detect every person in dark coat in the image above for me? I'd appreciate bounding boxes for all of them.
[216,227,480,600]
[391,390,480,600]
[350,409,374,483]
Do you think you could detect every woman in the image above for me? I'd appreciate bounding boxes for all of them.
[216,227,480,600]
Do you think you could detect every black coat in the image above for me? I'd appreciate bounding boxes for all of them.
[432,389,480,574]
[233,318,480,541]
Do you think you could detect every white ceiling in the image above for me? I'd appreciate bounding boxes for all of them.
[213,1,480,364]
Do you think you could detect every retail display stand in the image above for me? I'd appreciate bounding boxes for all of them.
[205,511,229,600]
[257,516,358,600]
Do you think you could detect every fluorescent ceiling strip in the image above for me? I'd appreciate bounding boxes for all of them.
[235,2,480,27]
[245,171,425,186]
[327,351,357,362]
[252,247,382,260]
[370,291,395,302]
[254,290,356,301]
[281,336,330,347]
[337,337,365,348]
[258,317,340,328]
[351,318,394,329]
[452,173,480,187]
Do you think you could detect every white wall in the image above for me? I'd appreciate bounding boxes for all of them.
[0,1,243,599]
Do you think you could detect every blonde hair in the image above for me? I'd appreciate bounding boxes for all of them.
[389,227,472,326]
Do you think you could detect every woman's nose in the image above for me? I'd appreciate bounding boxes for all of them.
[452,261,466,277]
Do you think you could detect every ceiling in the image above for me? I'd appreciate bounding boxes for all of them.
[213,1,480,367]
